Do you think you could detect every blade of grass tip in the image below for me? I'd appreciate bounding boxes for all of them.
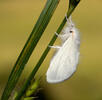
[1,0,60,100]
[15,0,81,99]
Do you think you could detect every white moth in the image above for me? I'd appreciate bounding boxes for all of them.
[46,16,80,83]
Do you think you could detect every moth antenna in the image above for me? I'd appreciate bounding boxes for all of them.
[65,14,68,22]
[65,14,74,27]
[69,16,75,27]
[68,16,73,26]
[69,16,72,23]
[65,14,70,25]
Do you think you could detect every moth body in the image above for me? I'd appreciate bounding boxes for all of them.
[46,16,80,83]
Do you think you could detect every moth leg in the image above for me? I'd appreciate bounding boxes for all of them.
[55,32,70,42]
[55,32,63,38]
[55,32,59,36]
[48,45,61,49]
[55,32,66,40]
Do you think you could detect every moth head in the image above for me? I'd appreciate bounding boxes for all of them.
[66,16,76,34]
[63,16,79,39]
[69,26,80,41]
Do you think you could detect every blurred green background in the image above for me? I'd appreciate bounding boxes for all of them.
[0,0,102,100]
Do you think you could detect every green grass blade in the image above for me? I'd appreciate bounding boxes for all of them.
[15,0,81,99]
[1,0,59,100]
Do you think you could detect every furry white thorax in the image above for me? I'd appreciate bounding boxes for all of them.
[46,16,80,83]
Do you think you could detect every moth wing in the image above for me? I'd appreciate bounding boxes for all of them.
[46,37,79,83]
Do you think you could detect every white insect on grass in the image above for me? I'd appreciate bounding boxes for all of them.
[46,16,80,83]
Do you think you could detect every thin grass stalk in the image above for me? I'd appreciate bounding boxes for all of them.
[1,0,59,100]
[15,0,81,99]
